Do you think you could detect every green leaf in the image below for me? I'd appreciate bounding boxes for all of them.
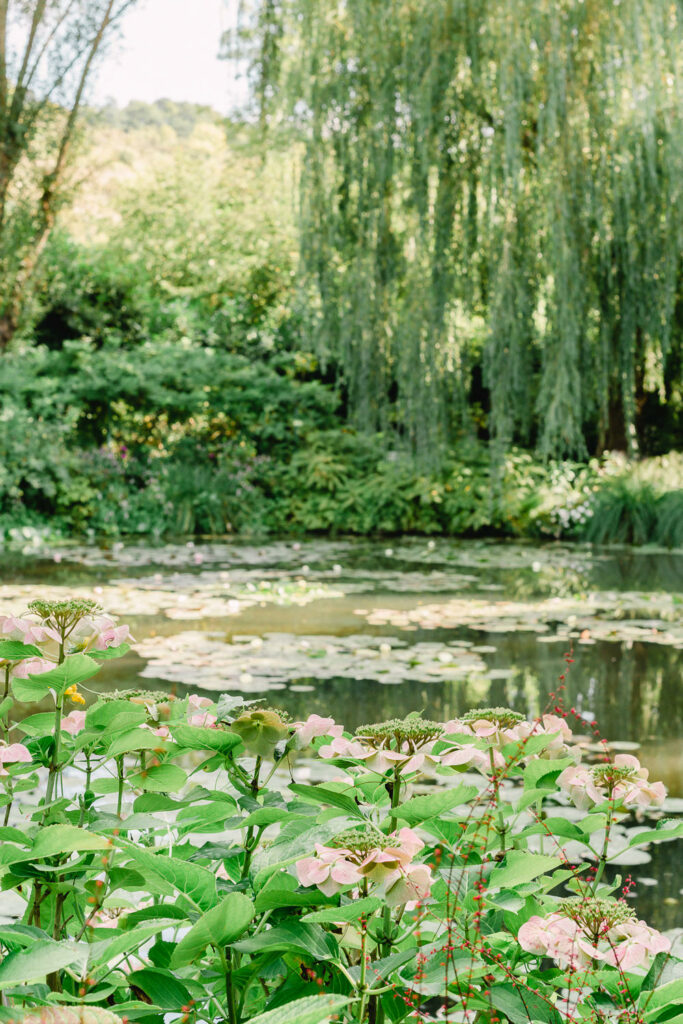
[247,995,352,1024]
[30,824,111,860]
[107,728,171,757]
[303,896,383,923]
[172,724,243,754]
[0,941,87,989]
[14,712,57,737]
[0,640,42,660]
[394,784,478,826]
[125,904,188,927]
[126,968,193,1010]
[128,763,187,792]
[86,699,147,732]
[519,818,589,843]
[289,782,366,820]
[489,983,563,1024]
[19,654,100,699]
[642,978,683,1020]
[122,847,217,911]
[87,643,131,660]
[233,921,337,961]
[241,807,292,828]
[629,820,683,847]
[89,925,164,967]
[523,757,575,791]
[488,851,563,889]
[171,892,254,966]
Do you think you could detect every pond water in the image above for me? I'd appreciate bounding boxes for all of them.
[2,536,681,928]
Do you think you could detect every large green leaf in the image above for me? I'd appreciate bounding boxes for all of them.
[107,728,171,757]
[247,995,352,1024]
[86,700,147,732]
[172,724,243,754]
[488,851,563,889]
[523,757,574,791]
[0,640,42,660]
[87,642,131,660]
[128,763,187,792]
[394,784,478,826]
[13,654,100,703]
[126,967,193,1010]
[233,921,337,961]
[642,978,683,1021]
[89,925,165,967]
[0,940,87,989]
[29,824,111,860]
[171,892,254,966]
[289,782,366,819]
[122,846,217,911]
[489,983,563,1024]
[303,896,383,923]
[629,819,683,847]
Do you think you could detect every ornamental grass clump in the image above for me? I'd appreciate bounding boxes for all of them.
[0,600,679,1024]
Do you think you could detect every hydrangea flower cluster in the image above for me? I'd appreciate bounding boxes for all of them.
[1,600,131,682]
[519,897,671,970]
[558,754,667,810]
[296,824,432,907]
[440,708,576,773]
[319,715,443,774]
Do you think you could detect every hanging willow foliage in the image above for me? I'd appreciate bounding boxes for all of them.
[234,0,682,458]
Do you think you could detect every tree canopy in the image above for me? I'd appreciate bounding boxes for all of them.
[235,0,683,458]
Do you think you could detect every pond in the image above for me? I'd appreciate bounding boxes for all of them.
[2,536,681,929]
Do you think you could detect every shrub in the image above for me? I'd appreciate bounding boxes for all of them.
[0,600,680,1022]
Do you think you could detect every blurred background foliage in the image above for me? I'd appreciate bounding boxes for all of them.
[0,3,682,548]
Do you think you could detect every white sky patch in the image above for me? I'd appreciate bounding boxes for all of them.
[92,0,247,113]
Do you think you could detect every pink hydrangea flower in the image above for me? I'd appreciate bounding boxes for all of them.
[517,714,577,761]
[296,826,432,907]
[71,614,132,653]
[10,657,55,679]
[0,616,60,646]
[62,710,86,735]
[358,827,424,883]
[384,862,432,908]
[0,742,32,776]
[292,714,343,748]
[318,735,369,761]
[599,919,671,970]
[296,843,363,896]
[440,745,505,773]
[187,694,217,728]
[319,734,437,775]
[519,900,670,972]
[519,913,592,969]
[558,754,666,811]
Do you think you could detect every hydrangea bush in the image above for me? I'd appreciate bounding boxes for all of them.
[0,601,681,1024]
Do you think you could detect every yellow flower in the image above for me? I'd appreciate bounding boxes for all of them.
[64,685,86,706]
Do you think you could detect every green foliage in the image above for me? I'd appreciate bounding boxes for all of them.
[583,454,683,546]
[0,602,680,1023]
[238,0,683,459]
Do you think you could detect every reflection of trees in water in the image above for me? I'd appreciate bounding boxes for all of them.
[157,636,681,747]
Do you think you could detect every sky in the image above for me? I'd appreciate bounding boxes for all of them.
[92,0,248,114]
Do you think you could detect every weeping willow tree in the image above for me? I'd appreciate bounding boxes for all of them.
[233,0,682,458]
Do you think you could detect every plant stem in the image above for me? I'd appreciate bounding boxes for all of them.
[490,749,506,853]
[592,801,614,894]
[116,757,124,818]
[220,947,239,1024]
[41,641,65,825]
[358,921,369,1022]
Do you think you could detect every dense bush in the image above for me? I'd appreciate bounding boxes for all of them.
[0,599,681,1022]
